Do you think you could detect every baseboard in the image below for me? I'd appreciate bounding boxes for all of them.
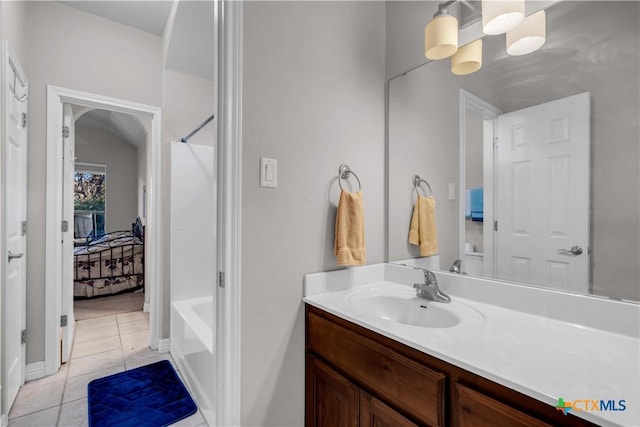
[158,338,170,353]
[25,361,46,382]
[2,412,9,426]
[143,302,150,313]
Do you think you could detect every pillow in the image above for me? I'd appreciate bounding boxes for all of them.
[133,217,144,239]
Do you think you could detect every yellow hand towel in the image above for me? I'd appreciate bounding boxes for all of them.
[408,195,438,257]
[334,190,366,266]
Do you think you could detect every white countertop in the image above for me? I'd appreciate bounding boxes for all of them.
[303,264,640,427]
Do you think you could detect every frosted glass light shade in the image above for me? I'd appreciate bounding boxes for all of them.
[451,39,483,75]
[506,10,546,56]
[482,0,525,35]
[425,15,459,60]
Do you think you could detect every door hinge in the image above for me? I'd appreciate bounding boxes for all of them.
[61,220,69,232]
[22,220,27,236]
[218,271,225,288]
[62,126,70,138]
[494,220,498,231]
[21,329,26,344]
[60,315,68,327]
[22,112,27,128]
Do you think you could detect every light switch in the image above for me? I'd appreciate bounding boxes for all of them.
[260,157,277,188]
[448,183,455,200]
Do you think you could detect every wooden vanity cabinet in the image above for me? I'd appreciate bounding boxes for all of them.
[452,383,552,427]
[306,305,597,427]
[307,356,359,427]
[307,355,418,427]
[360,391,419,427]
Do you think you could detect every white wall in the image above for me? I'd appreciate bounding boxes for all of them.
[23,1,163,363]
[388,63,468,265]
[162,69,215,147]
[385,1,438,79]
[242,2,386,425]
[1,1,28,64]
[74,124,139,232]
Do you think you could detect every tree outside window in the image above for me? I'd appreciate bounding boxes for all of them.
[74,163,106,238]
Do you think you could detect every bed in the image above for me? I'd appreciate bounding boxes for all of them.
[73,218,144,299]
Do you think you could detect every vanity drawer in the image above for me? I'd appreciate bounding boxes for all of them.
[452,382,552,427]
[308,312,446,426]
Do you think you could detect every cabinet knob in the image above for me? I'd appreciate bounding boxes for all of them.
[461,406,472,414]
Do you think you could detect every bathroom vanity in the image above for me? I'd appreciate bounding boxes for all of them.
[303,264,639,427]
[307,305,581,426]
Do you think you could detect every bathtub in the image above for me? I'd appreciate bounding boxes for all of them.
[171,296,215,424]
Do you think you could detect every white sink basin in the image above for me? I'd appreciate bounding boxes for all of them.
[345,288,485,329]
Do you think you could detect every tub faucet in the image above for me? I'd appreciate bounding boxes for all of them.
[412,267,451,303]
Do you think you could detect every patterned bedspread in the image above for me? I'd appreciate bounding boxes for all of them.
[74,231,144,298]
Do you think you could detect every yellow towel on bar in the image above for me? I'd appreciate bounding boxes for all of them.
[408,195,438,257]
[334,190,366,266]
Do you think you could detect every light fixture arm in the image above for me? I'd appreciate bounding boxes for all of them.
[434,0,476,17]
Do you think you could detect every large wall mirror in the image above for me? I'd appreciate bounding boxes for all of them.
[388,1,639,302]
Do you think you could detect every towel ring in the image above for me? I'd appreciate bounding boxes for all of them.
[412,175,432,197]
[338,164,362,192]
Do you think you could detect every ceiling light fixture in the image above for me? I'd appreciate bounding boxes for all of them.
[425,0,478,60]
[482,0,525,35]
[506,9,546,56]
[425,5,459,60]
[451,39,483,75]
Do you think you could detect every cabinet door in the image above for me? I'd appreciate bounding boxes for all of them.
[453,383,552,427]
[307,356,359,427]
[308,312,446,425]
[360,391,418,427]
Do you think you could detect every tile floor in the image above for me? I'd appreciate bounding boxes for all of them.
[8,311,207,427]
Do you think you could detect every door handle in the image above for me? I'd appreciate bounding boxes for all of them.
[557,246,583,256]
[8,251,24,262]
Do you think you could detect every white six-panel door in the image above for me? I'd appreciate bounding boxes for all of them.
[2,47,28,413]
[496,92,590,293]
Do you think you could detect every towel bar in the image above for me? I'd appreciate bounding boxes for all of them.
[413,175,432,196]
[338,164,362,192]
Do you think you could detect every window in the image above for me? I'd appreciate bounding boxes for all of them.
[74,162,106,239]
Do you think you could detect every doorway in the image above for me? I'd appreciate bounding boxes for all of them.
[45,86,162,377]
[67,108,148,344]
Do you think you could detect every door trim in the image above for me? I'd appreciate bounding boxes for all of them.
[458,90,501,275]
[216,1,242,425]
[45,86,162,376]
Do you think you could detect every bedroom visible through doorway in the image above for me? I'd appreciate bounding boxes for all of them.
[69,109,147,325]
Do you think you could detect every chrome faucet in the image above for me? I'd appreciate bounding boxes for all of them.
[449,259,464,274]
[412,267,451,303]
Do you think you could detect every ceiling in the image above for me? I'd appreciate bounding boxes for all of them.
[58,1,173,36]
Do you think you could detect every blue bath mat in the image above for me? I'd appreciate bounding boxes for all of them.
[88,360,197,427]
